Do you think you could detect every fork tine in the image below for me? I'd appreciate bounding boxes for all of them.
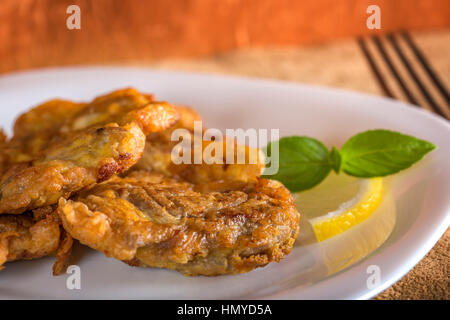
[386,33,448,119]
[371,36,420,106]
[401,32,450,105]
[357,37,395,99]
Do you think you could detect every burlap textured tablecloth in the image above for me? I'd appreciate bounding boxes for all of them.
[143,30,450,300]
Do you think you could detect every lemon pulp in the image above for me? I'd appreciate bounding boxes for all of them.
[294,172,383,241]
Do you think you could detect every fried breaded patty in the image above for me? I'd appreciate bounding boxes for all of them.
[170,139,265,184]
[134,106,265,183]
[132,106,202,175]
[0,89,179,214]
[0,209,72,275]
[57,172,299,276]
[0,123,146,214]
[6,88,176,164]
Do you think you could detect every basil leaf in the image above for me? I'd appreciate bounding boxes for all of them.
[340,129,436,177]
[262,136,332,192]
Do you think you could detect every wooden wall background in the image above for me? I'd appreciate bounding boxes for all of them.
[1,0,449,74]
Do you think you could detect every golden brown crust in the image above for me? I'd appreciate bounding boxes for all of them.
[57,171,299,276]
[0,88,179,214]
[134,106,265,183]
[137,139,265,184]
[171,139,265,184]
[132,106,202,175]
[0,205,73,274]
[0,212,66,272]
[52,230,73,276]
[0,123,146,214]
[6,88,177,164]
[9,100,87,163]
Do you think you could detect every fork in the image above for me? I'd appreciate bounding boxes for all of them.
[357,32,450,120]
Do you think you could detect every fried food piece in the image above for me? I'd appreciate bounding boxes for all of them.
[132,106,202,175]
[134,106,265,183]
[0,89,179,214]
[0,209,72,275]
[52,229,73,276]
[0,123,146,214]
[57,171,299,276]
[6,88,175,163]
[171,139,265,184]
[7,100,87,163]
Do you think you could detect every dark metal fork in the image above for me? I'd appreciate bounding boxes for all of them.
[357,32,450,120]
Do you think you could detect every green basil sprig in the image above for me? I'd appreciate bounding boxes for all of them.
[262,129,436,193]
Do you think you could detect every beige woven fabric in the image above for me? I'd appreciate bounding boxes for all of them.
[143,29,450,300]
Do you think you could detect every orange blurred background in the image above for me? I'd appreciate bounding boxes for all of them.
[1,0,449,74]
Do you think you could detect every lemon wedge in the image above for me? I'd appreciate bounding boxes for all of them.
[294,172,383,241]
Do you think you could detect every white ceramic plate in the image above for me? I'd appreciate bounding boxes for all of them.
[0,67,448,300]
